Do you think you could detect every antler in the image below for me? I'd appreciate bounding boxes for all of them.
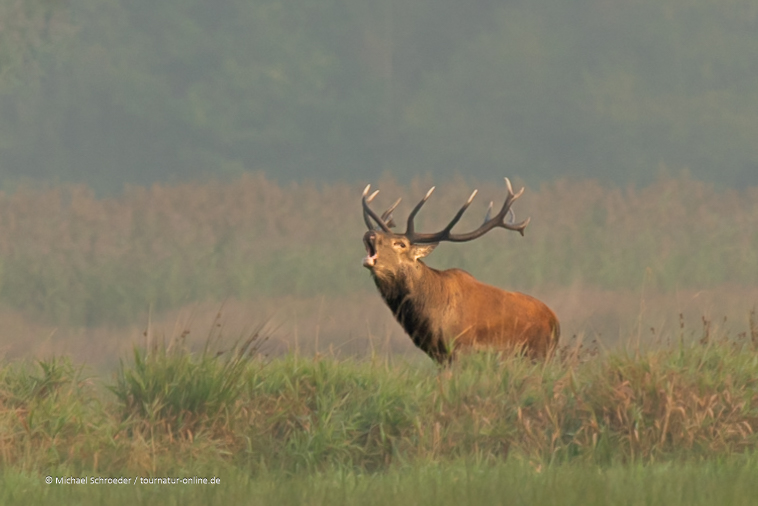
[380,197,401,228]
[404,178,530,244]
[362,185,401,231]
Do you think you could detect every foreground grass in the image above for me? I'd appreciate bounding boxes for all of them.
[3,458,758,506]
[1,325,758,503]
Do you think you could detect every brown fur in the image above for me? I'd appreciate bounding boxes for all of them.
[363,230,560,363]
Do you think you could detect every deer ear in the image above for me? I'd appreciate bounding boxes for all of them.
[411,243,437,260]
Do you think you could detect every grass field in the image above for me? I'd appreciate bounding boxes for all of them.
[4,458,758,506]
[2,321,758,505]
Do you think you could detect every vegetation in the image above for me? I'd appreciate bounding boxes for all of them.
[0,175,755,326]
[4,459,758,506]
[3,326,758,473]
[1,0,758,190]
[2,323,758,504]
[0,0,68,87]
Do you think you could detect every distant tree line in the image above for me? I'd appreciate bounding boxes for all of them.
[0,0,756,192]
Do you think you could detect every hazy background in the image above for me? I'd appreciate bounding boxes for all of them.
[0,0,757,366]
[2,0,758,192]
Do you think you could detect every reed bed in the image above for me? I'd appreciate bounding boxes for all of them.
[0,174,756,326]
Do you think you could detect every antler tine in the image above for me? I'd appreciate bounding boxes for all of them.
[405,189,478,243]
[407,178,531,243]
[405,186,435,236]
[504,177,525,199]
[368,190,380,202]
[483,200,522,230]
[483,201,494,225]
[362,185,374,230]
[490,177,529,235]
[437,189,477,236]
[362,185,392,233]
[381,198,402,228]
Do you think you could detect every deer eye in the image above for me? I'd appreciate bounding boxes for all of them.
[393,241,406,248]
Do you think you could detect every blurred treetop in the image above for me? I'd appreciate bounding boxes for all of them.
[0,0,756,192]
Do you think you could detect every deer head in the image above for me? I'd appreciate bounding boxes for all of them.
[362,178,530,280]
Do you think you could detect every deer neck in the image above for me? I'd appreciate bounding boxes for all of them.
[372,260,441,302]
[371,261,448,353]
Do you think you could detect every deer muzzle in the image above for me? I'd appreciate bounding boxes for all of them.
[363,231,378,268]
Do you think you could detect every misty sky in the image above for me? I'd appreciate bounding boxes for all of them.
[0,0,756,192]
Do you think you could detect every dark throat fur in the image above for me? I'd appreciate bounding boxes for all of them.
[372,273,448,362]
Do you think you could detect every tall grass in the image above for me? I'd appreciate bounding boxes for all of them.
[2,322,758,477]
[109,324,264,437]
[0,175,756,325]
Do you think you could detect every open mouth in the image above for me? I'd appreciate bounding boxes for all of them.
[362,232,378,268]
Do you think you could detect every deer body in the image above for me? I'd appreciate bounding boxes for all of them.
[362,179,559,363]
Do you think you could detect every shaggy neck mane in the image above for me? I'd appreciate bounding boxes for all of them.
[371,263,448,360]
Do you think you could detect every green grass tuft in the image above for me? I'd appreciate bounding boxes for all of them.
[109,322,265,437]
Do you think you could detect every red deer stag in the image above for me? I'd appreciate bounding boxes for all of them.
[361,178,559,363]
